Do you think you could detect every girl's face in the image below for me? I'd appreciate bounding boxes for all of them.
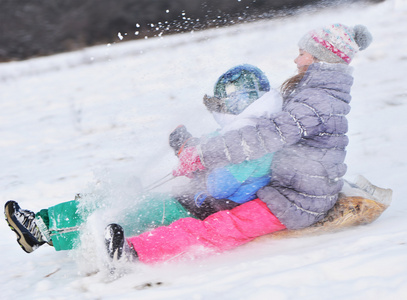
[294,49,315,73]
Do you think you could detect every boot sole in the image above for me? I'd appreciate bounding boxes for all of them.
[4,201,42,253]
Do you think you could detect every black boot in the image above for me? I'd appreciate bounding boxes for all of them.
[104,224,137,262]
[4,201,47,253]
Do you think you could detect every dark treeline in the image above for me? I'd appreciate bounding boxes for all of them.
[0,0,381,62]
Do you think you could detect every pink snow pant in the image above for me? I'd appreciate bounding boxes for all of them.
[127,198,286,264]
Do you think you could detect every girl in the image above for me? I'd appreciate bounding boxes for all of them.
[105,23,373,264]
[5,65,282,253]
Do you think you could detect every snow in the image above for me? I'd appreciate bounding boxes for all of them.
[1,1,407,299]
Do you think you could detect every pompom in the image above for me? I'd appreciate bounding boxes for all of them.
[353,24,372,51]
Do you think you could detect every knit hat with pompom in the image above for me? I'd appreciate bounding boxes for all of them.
[298,23,372,64]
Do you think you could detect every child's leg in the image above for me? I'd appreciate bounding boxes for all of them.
[127,198,286,264]
[5,199,90,253]
[49,200,92,250]
[36,200,92,251]
[120,194,196,236]
[36,194,193,251]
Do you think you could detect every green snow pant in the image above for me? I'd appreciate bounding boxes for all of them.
[35,194,194,251]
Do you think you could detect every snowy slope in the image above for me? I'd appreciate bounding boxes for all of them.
[1,1,407,299]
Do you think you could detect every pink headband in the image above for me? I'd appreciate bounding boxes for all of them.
[311,34,351,64]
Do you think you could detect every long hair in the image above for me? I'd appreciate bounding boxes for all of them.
[281,56,319,98]
[280,72,306,99]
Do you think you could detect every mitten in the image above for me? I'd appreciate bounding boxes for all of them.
[173,147,205,177]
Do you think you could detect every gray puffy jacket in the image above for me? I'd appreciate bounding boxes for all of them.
[197,62,353,229]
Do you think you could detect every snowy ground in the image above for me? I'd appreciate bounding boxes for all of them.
[1,1,407,299]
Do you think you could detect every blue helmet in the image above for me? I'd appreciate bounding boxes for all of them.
[213,64,270,114]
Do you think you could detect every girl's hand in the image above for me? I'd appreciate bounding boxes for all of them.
[173,147,205,177]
